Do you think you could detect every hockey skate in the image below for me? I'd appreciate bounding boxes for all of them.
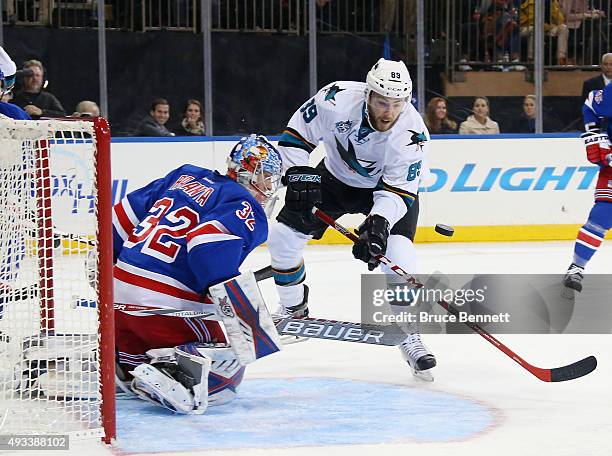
[273,285,310,345]
[563,263,584,294]
[398,333,437,382]
[273,284,310,319]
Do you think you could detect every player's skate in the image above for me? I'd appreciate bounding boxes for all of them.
[273,285,309,345]
[273,284,309,319]
[398,333,436,382]
[563,263,584,293]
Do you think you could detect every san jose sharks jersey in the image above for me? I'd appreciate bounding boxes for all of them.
[277,81,430,226]
[112,164,268,314]
[583,87,612,202]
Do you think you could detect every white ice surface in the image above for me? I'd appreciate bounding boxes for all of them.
[37,241,611,456]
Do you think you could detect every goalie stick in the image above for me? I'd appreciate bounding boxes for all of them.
[275,316,405,346]
[70,265,275,311]
[312,207,597,383]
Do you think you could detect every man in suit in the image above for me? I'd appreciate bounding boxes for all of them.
[582,53,612,102]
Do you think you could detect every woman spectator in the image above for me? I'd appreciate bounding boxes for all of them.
[175,99,205,136]
[512,94,537,132]
[459,96,500,134]
[425,97,458,134]
[510,94,560,132]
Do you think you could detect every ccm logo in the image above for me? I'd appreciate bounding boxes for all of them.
[287,174,322,183]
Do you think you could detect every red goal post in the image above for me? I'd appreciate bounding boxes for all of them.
[0,116,115,442]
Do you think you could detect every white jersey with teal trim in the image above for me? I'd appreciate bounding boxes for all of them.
[277,81,430,226]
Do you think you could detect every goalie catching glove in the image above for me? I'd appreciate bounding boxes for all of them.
[582,129,612,167]
[282,166,322,212]
[352,214,390,271]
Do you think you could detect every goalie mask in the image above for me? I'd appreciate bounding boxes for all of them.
[227,134,282,207]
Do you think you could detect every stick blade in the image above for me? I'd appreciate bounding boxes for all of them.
[549,355,597,382]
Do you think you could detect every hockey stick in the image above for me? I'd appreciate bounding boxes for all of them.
[275,316,404,346]
[254,265,272,281]
[312,207,597,383]
[72,265,275,310]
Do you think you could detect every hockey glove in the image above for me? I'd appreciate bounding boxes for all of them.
[581,130,610,166]
[352,214,390,271]
[282,166,322,211]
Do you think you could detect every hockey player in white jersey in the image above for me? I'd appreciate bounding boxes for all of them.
[268,58,436,378]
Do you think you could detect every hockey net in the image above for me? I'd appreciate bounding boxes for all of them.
[0,117,114,442]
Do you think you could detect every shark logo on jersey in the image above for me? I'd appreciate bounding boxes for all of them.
[335,119,354,133]
[595,90,604,104]
[407,130,427,147]
[335,136,378,177]
[324,84,345,104]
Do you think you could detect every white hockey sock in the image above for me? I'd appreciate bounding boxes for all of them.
[276,283,305,309]
[381,234,418,275]
[267,221,311,269]
[267,221,311,308]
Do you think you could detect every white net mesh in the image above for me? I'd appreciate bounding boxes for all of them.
[0,118,106,439]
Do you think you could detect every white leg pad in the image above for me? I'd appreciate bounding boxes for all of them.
[209,271,282,365]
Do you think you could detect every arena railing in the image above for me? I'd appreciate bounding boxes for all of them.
[445,0,612,75]
[2,0,135,30]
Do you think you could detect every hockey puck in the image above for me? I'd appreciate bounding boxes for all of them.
[434,224,454,237]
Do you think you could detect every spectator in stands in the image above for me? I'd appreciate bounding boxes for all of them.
[520,0,569,65]
[459,97,501,134]
[512,94,562,132]
[511,94,550,132]
[72,100,100,118]
[136,98,175,137]
[477,0,521,64]
[560,0,605,66]
[11,59,65,119]
[581,53,612,102]
[425,97,458,134]
[175,99,205,136]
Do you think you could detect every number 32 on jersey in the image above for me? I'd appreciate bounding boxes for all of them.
[125,197,200,262]
[236,201,256,231]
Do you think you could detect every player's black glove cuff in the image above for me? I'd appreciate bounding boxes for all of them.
[282,166,322,212]
[352,214,390,271]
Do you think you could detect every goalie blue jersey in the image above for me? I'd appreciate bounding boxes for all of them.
[112,164,268,313]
